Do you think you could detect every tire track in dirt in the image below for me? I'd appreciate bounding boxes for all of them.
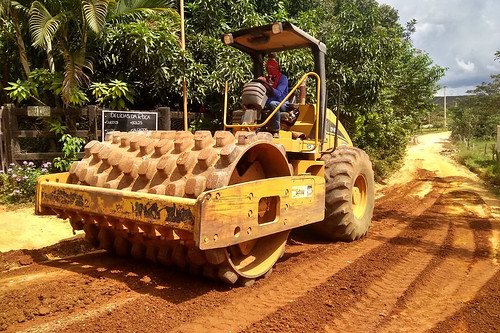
[0,254,152,331]
[429,270,500,332]
[241,180,449,333]
[17,297,136,333]
[242,172,499,333]
[169,173,450,332]
[377,191,499,332]
[168,222,407,333]
[330,196,451,332]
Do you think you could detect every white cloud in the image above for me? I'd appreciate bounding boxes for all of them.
[414,22,445,36]
[456,58,476,73]
[435,86,475,97]
[486,64,500,72]
[378,0,500,95]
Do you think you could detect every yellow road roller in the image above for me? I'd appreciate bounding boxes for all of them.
[36,22,374,286]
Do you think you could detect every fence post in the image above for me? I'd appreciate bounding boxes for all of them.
[496,126,500,159]
[88,105,99,140]
[3,104,17,165]
[158,107,171,130]
[0,105,6,170]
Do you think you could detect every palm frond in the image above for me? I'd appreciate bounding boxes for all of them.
[82,0,109,34]
[114,0,174,14]
[29,1,61,49]
[61,49,93,106]
[108,0,175,23]
[11,1,30,18]
[0,0,11,17]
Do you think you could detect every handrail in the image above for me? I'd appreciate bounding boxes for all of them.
[223,72,321,152]
[333,82,341,151]
[223,81,229,131]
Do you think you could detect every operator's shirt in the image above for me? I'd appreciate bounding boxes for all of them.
[267,74,289,106]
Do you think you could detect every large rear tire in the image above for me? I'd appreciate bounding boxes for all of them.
[315,147,375,241]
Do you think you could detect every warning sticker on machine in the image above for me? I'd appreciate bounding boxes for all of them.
[292,185,313,199]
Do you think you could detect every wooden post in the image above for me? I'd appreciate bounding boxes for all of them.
[158,107,171,130]
[3,104,17,165]
[180,0,188,131]
[497,126,500,160]
[88,105,99,140]
[0,105,6,170]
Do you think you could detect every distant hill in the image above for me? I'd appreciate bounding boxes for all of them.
[432,96,467,108]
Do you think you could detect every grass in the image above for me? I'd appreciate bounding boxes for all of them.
[453,139,500,195]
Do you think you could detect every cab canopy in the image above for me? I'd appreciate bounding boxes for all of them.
[222,22,328,140]
[222,22,326,78]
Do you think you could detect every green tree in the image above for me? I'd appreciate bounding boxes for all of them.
[93,12,184,108]
[0,0,446,179]
[315,0,444,177]
[28,0,109,106]
[0,0,31,78]
[27,0,174,107]
[450,66,500,141]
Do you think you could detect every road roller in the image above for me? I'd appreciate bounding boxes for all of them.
[36,22,375,286]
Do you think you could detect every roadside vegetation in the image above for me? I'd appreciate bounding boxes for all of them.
[454,140,500,185]
[0,161,52,204]
[1,0,445,182]
[450,51,500,189]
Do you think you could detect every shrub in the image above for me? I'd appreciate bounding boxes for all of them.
[0,161,51,204]
[52,134,86,172]
[453,139,500,185]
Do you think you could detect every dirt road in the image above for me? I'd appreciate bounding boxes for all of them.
[1,132,499,332]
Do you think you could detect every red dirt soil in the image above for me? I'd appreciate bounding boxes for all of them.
[0,132,498,332]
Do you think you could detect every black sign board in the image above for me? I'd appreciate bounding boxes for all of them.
[102,110,158,140]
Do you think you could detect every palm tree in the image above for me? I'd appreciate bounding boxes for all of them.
[28,0,174,106]
[29,0,109,106]
[0,0,31,78]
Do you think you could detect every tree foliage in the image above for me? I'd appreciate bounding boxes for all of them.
[450,58,500,141]
[315,0,444,177]
[0,0,445,179]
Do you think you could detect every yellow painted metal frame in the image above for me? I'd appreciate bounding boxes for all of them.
[290,160,325,177]
[36,172,71,215]
[36,173,197,233]
[36,173,325,250]
[223,72,321,152]
[196,175,325,250]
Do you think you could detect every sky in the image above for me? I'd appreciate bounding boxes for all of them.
[377,0,500,96]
